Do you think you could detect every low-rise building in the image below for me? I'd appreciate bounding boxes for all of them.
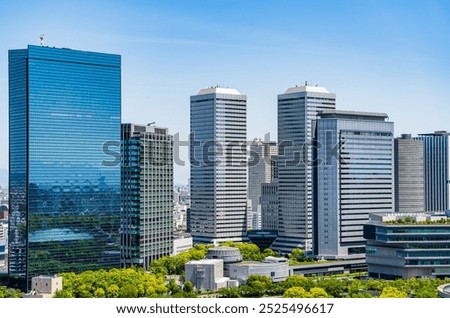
[23,275,63,298]
[364,212,450,279]
[172,233,193,255]
[228,256,289,284]
[185,246,289,289]
[185,259,232,291]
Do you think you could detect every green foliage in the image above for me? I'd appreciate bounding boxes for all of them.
[283,286,309,298]
[290,248,305,260]
[282,286,330,298]
[150,244,208,275]
[218,287,242,298]
[218,273,449,298]
[220,242,278,261]
[0,274,25,290]
[0,286,24,298]
[183,281,194,293]
[167,279,181,295]
[379,286,407,298]
[53,267,167,298]
[309,287,330,298]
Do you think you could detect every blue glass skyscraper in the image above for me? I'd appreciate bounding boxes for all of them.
[8,45,121,285]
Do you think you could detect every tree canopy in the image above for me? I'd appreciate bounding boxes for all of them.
[54,267,167,298]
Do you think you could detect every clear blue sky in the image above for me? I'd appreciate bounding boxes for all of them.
[1,0,449,183]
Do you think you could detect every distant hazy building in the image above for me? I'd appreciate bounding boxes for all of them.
[394,134,425,212]
[9,45,121,286]
[416,131,450,212]
[0,224,6,271]
[121,123,173,269]
[314,110,394,259]
[190,87,247,243]
[248,139,277,230]
[261,180,279,230]
[273,84,336,253]
[364,212,450,279]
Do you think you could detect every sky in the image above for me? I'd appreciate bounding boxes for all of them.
[0,0,449,184]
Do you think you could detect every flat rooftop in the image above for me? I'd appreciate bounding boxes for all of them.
[284,85,330,94]
[197,87,241,96]
[319,109,388,120]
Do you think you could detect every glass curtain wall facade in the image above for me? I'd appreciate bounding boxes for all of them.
[9,45,121,286]
[415,132,450,212]
[314,110,394,259]
[273,85,335,253]
[121,124,173,269]
[190,87,247,243]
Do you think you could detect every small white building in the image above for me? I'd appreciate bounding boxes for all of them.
[23,275,63,298]
[185,259,232,291]
[172,235,193,256]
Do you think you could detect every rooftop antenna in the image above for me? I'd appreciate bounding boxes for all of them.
[40,34,45,46]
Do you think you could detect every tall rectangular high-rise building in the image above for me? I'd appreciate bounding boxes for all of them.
[273,85,336,253]
[190,87,247,243]
[314,110,394,259]
[416,131,450,212]
[248,139,277,230]
[121,124,173,269]
[9,45,121,285]
[394,134,425,213]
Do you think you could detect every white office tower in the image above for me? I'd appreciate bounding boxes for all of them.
[272,84,336,253]
[248,139,278,230]
[314,110,394,259]
[190,87,247,243]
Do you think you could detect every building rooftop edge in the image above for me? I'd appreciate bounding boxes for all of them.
[318,109,388,119]
[196,87,242,96]
[283,85,332,94]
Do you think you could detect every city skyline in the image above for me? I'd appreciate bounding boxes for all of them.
[1,1,450,184]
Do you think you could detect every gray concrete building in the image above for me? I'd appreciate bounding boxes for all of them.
[184,259,229,291]
[190,87,247,243]
[273,84,336,253]
[248,139,277,230]
[228,256,289,284]
[415,131,450,212]
[23,275,63,298]
[314,110,394,260]
[261,180,279,230]
[394,134,425,213]
[121,124,174,269]
[186,246,289,289]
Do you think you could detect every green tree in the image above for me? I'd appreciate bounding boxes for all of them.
[290,248,305,260]
[283,286,309,298]
[379,286,407,298]
[54,267,167,298]
[309,287,330,298]
[183,281,194,293]
[281,275,309,289]
[167,279,181,295]
[218,287,241,298]
[0,286,24,298]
